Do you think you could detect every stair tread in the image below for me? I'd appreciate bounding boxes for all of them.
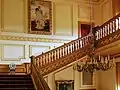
[0,88,35,90]
[0,75,35,89]
[0,84,33,85]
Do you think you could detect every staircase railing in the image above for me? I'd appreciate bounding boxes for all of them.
[95,13,120,41]
[33,34,92,69]
[30,56,50,90]
[30,13,120,89]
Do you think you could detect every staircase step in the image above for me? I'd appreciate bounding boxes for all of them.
[0,88,35,90]
[0,80,33,84]
[0,77,32,80]
[0,84,34,88]
[0,75,35,90]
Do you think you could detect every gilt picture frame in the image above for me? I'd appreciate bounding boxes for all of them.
[28,0,52,35]
[55,80,74,90]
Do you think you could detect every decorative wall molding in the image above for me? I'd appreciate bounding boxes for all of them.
[0,35,69,43]
[54,2,73,36]
[1,44,25,61]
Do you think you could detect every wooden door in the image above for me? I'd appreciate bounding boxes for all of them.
[78,21,94,38]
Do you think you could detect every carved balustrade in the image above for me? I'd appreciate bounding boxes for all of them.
[31,13,120,76]
[32,34,92,70]
[95,13,120,40]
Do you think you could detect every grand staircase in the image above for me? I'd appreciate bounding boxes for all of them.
[31,13,120,76]
[0,75,35,90]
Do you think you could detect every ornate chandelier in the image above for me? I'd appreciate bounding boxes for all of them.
[73,48,115,73]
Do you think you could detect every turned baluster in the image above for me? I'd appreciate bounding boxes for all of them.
[61,47,63,57]
[84,37,86,46]
[83,38,85,47]
[36,58,39,68]
[76,40,78,50]
[86,36,89,45]
[50,52,53,62]
[98,30,100,40]
[39,57,42,67]
[55,50,58,59]
[119,17,120,29]
[79,39,82,48]
[81,38,83,47]
[102,26,106,38]
[71,43,74,52]
[46,54,48,64]
[106,25,109,36]
[44,54,46,64]
[34,58,37,66]
[113,20,115,32]
[77,40,79,49]
[101,27,103,38]
[64,45,66,56]
[116,18,119,30]
[107,24,110,35]
[52,51,55,61]
[111,21,114,33]
[104,26,107,36]
[69,44,71,53]
[58,49,60,59]
[42,54,44,66]
[43,55,46,65]
[47,53,50,63]
[66,45,69,55]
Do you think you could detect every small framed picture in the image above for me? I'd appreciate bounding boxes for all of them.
[55,80,74,90]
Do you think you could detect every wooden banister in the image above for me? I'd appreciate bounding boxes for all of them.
[30,13,120,89]
[31,56,50,90]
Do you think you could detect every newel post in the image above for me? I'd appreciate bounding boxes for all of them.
[30,56,35,74]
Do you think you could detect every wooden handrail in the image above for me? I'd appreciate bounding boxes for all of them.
[31,56,50,90]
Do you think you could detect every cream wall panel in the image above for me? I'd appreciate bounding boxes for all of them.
[1,44,25,61]
[55,66,74,80]
[54,3,73,36]
[96,58,120,90]
[29,45,50,57]
[78,5,90,21]
[96,68,116,90]
[93,5,101,25]
[3,0,24,32]
[101,0,113,23]
[72,4,78,37]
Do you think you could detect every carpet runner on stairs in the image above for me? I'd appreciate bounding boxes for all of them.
[0,75,35,90]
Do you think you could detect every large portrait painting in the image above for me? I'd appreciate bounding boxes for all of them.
[28,0,52,35]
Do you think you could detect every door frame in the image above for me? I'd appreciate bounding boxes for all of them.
[78,21,94,38]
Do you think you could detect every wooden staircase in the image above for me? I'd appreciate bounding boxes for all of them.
[0,75,35,90]
[31,13,120,76]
